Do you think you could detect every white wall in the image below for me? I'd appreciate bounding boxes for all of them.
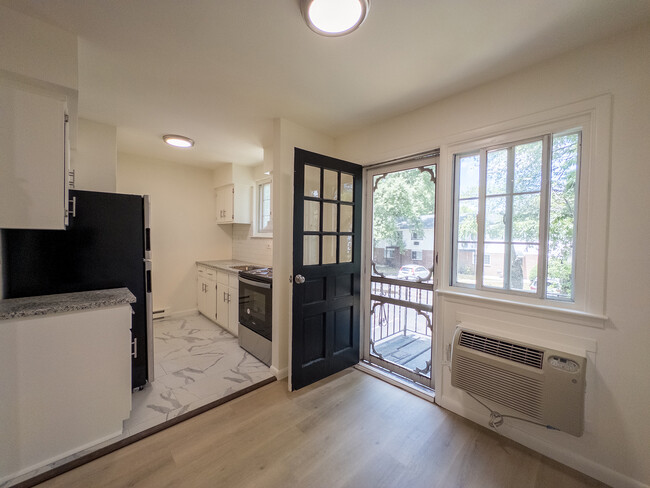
[117,153,232,316]
[72,118,117,192]
[337,23,650,488]
[272,118,336,381]
[0,5,77,90]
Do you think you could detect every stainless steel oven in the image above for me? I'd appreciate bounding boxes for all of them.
[238,267,272,366]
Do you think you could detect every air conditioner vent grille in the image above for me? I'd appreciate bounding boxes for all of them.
[459,331,544,369]
[454,355,544,420]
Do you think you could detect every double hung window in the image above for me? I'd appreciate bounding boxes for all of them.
[452,130,580,301]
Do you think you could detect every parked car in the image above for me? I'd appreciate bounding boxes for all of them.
[529,278,562,294]
[397,265,430,281]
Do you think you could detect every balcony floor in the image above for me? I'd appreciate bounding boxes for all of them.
[373,333,431,373]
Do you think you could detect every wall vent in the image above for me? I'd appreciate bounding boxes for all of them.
[451,326,586,437]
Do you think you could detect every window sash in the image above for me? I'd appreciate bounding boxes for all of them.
[453,132,577,300]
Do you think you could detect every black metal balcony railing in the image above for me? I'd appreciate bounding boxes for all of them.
[369,271,434,378]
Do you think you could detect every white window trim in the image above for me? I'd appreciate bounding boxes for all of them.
[438,95,611,323]
[253,176,273,238]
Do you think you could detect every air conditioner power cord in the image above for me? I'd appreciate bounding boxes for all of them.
[466,392,560,432]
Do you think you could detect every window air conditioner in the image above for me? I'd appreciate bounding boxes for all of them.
[451,327,586,437]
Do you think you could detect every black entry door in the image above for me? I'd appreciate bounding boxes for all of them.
[292,148,363,390]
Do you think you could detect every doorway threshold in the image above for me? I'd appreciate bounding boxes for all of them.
[355,361,435,403]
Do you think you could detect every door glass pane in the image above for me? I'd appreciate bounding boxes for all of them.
[323,169,338,200]
[339,235,352,263]
[305,165,320,197]
[341,173,354,202]
[510,244,537,291]
[514,140,542,193]
[483,243,505,289]
[323,235,337,264]
[486,149,508,195]
[303,236,319,265]
[322,202,337,232]
[304,201,320,231]
[340,204,353,232]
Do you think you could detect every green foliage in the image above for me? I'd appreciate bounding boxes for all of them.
[372,166,436,251]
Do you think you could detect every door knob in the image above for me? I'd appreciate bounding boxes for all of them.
[294,274,306,284]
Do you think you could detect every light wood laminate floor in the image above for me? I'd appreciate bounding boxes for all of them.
[36,369,608,488]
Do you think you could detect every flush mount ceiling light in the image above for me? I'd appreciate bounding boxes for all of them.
[300,0,370,37]
[162,134,194,148]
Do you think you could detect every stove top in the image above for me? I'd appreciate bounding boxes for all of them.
[239,267,272,282]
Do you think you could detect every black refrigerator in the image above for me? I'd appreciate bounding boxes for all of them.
[1,190,153,389]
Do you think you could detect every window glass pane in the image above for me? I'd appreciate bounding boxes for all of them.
[458,199,478,241]
[340,204,353,232]
[323,202,337,232]
[339,236,352,263]
[305,165,320,197]
[303,236,319,265]
[258,182,272,233]
[484,196,506,241]
[510,244,538,292]
[304,201,320,231]
[341,173,354,202]
[512,193,540,243]
[547,132,579,300]
[456,243,477,285]
[483,243,505,289]
[323,235,337,264]
[514,140,542,193]
[458,154,480,199]
[323,170,338,200]
[486,149,508,195]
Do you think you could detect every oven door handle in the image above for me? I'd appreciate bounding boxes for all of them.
[239,277,272,289]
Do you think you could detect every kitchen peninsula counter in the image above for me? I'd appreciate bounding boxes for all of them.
[0,287,135,321]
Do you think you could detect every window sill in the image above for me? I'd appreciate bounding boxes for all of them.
[436,288,607,329]
[250,233,273,239]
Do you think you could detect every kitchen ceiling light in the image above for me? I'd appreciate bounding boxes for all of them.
[163,134,194,148]
[301,0,370,37]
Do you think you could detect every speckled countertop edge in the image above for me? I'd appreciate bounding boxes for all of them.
[196,259,267,273]
[0,288,136,321]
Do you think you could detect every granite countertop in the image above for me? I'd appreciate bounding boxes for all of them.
[196,259,266,273]
[0,288,136,321]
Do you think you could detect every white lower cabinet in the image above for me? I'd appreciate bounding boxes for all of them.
[0,305,132,482]
[216,272,239,337]
[197,266,217,322]
[197,266,238,336]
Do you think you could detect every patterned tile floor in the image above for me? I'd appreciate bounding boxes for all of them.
[4,313,274,488]
[125,313,274,435]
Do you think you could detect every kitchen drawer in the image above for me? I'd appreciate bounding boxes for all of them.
[197,265,216,280]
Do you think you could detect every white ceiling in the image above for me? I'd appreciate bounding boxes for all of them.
[3,0,650,167]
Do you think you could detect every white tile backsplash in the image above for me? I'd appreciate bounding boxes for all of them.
[231,224,273,265]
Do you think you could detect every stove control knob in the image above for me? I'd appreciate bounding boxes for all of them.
[294,274,306,285]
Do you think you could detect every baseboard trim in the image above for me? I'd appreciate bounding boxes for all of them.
[437,395,649,488]
[270,365,288,380]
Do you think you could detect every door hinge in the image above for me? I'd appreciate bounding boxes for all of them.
[132,337,138,359]
[64,114,69,123]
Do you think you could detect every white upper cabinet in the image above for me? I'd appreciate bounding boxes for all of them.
[0,83,69,229]
[215,183,252,224]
